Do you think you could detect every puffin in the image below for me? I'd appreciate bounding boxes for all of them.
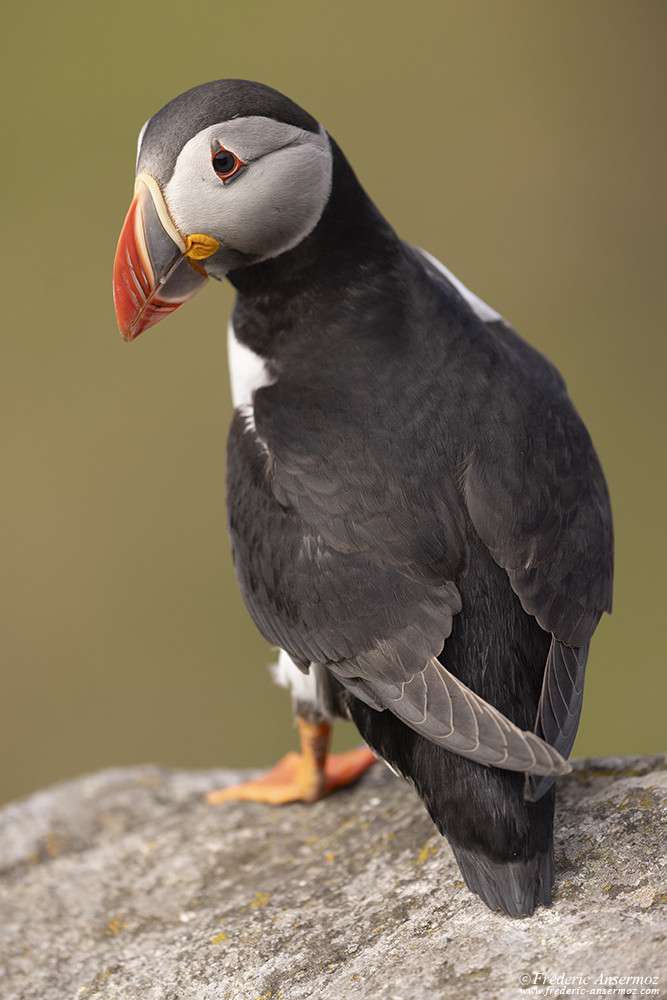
[113,79,613,917]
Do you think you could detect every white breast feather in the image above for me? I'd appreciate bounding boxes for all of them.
[227,320,274,408]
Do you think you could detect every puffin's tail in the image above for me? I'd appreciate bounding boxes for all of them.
[447,839,554,917]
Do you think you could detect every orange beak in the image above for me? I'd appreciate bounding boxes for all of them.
[113,174,219,342]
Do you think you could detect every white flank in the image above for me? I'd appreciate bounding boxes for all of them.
[417,247,502,324]
[272,649,324,707]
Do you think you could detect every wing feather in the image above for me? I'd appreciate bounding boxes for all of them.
[461,318,612,790]
[345,655,570,776]
[228,411,568,778]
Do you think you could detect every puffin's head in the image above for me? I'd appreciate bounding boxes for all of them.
[113,80,333,341]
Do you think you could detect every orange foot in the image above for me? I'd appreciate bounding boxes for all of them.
[206,719,377,806]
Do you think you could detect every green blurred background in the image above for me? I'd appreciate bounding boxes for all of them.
[2,1,664,807]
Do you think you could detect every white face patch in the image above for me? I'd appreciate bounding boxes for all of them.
[162,117,333,267]
[416,248,502,324]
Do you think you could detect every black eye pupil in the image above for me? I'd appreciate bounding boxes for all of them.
[213,150,237,177]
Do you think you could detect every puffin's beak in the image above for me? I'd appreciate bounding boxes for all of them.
[113,173,220,341]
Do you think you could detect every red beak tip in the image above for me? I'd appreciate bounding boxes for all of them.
[113,179,209,341]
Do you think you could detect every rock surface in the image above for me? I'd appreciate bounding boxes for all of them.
[1,755,666,1000]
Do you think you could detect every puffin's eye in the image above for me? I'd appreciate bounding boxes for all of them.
[211,144,245,182]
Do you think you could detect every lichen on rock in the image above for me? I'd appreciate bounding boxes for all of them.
[0,756,665,999]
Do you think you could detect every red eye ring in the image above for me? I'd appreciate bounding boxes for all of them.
[211,142,246,182]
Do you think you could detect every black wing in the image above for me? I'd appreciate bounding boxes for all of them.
[461,317,613,796]
[227,407,570,778]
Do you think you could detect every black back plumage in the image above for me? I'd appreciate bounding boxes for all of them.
[224,127,612,915]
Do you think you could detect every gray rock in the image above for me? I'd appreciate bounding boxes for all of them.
[1,756,665,1000]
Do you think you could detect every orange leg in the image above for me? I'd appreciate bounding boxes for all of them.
[206,719,377,805]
